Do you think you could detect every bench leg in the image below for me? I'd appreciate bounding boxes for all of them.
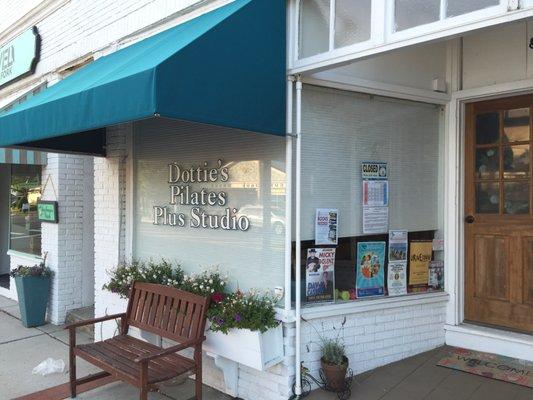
[195,346,202,400]
[69,329,77,398]
[140,387,148,400]
[140,362,148,400]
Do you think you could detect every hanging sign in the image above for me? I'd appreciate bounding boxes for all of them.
[0,27,40,88]
[37,201,58,223]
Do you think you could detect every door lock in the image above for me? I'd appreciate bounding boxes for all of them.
[465,215,475,224]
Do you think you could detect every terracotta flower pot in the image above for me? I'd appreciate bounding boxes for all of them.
[321,356,348,391]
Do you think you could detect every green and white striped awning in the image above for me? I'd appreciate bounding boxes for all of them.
[0,148,46,165]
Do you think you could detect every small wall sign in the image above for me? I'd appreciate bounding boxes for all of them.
[0,26,40,88]
[37,201,58,223]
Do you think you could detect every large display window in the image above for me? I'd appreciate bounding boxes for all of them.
[10,164,42,256]
[132,118,286,292]
[295,85,445,305]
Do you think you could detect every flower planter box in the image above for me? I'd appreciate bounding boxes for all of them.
[204,323,284,371]
[14,276,50,328]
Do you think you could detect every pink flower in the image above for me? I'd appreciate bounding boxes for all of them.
[212,292,224,304]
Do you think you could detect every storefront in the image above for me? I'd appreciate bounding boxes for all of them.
[1,0,533,399]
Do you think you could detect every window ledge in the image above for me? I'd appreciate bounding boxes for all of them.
[301,291,449,320]
[7,250,43,263]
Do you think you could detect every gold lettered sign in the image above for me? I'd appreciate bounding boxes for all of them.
[409,241,432,286]
[37,201,58,223]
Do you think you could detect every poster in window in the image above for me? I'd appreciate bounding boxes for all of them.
[387,261,407,296]
[356,242,385,298]
[428,261,444,291]
[306,248,336,303]
[315,208,338,245]
[408,241,433,287]
[388,230,408,261]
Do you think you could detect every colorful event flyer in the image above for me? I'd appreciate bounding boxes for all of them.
[428,260,444,291]
[356,242,385,298]
[306,248,336,303]
[315,208,338,245]
[387,261,407,296]
[408,241,433,286]
[388,230,408,261]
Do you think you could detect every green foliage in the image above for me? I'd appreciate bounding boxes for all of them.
[207,290,279,334]
[304,316,347,366]
[102,259,183,298]
[10,254,51,278]
[103,261,280,334]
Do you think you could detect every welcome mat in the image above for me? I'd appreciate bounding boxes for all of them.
[437,347,533,388]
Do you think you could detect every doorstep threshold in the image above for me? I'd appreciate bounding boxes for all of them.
[445,323,533,362]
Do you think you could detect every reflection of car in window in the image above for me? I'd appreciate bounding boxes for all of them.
[238,205,285,235]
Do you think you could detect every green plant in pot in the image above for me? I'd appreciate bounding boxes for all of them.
[10,255,52,328]
[304,316,348,391]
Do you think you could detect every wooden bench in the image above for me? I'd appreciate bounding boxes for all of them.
[67,282,210,400]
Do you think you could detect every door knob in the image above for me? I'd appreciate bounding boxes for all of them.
[465,215,475,224]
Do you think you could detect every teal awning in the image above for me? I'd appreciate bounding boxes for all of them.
[0,0,285,155]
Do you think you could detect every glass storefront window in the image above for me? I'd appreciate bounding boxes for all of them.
[133,119,286,293]
[334,0,371,49]
[295,85,444,305]
[299,0,330,58]
[394,0,440,31]
[10,165,42,255]
[446,0,499,18]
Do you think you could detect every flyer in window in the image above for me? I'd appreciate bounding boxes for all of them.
[356,242,385,298]
[388,230,408,261]
[363,206,389,234]
[387,261,407,296]
[362,180,389,207]
[305,248,336,303]
[315,208,338,245]
[428,260,444,291]
[408,241,433,286]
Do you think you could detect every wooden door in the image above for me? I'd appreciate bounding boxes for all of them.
[465,95,533,333]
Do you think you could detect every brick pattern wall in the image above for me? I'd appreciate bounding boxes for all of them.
[40,153,94,324]
[301,300,447,384]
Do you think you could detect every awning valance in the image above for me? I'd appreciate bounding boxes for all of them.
[0,0,285,155]
[0,148,46,165]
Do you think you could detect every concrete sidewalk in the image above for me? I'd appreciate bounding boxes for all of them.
[0,295,229,400]
[1,294,532,400]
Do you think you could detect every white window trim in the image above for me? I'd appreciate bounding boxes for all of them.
[7,249,43,263]
[302,291,449,320]
[291,0,533,74]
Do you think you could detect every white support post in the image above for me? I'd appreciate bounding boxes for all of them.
[294,76,303,396]
[285,76,294,313]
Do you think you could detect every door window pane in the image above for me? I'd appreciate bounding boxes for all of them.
[503,108,530,143]
[476,182,500,213]
[334,0,371,48]
[476,112,500,145]
[299,0,330,58]
[447,0,499,18]
[476,147,499,179]
[503,145,530,179]
[395,0,440,31]
[504,182,529,215]
[10,165,42,255]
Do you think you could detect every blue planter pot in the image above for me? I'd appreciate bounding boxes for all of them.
[14,276,51,328]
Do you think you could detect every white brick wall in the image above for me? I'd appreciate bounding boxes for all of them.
[40,153,94,324]
[301,299,447,386]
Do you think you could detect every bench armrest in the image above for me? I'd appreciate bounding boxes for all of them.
[133,337,205,363]
[66,313,127,330]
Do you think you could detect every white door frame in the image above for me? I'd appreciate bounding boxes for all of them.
[444,77,533,360]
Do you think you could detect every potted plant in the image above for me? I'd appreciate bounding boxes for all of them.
[10,256,52,328]
[305,316,348,391]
